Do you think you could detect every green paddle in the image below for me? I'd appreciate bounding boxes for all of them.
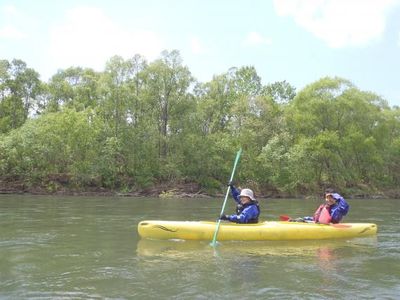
[210,148,242,247]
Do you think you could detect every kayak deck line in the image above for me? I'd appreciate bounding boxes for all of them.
[153,225,178,232]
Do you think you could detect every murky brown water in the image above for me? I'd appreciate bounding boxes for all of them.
[1,195,399,299]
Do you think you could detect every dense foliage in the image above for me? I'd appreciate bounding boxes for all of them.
[1,52,399,196]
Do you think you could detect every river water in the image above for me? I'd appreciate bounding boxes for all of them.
[0,195,399,299]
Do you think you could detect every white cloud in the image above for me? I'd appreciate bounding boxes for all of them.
[1,4,19,17]
[49,6,164,71]
[242,32,272,47]
[0,4,25,39]
[273,0,400,48]
[0,25,25,39]
[190,36,208,54]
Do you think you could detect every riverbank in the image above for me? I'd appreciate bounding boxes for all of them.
[0,180,211,198]
[1,180,399,199]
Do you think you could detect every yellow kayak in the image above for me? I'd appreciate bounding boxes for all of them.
[137,220,377,241]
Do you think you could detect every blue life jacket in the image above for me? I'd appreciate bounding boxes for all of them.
[329,193,349,223]
[234,201,260,223]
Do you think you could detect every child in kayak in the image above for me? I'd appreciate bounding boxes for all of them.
[297,189,350,224]
[219,182,260,223]
[313,190,350,224]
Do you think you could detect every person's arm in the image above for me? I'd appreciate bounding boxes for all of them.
[230,185,241,204]
[219,185,241,222]
[330,199,349,223]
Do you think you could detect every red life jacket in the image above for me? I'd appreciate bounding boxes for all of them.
[313,204,332,224]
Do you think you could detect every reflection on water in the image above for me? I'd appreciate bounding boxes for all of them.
[136,237,378,259]
[135,237,386,299]
[136,236,379,282]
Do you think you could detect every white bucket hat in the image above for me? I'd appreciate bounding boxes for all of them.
[239,188,256,201]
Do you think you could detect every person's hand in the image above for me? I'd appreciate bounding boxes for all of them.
[219,215,229,221]
[292,217,305,222]
[325,194,336,206]
[227,180,234,187]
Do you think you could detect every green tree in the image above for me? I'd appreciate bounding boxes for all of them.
[263,80,296,104]
[283,77,392,192]
[98,56,134,138]
[46,67,100,112]
[0,109,101,189]
[144,50,193,161]
[0,59,42,133]
[1,54,400,197]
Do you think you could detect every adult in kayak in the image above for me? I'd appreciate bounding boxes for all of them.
[299,189,349,224]
[219,182,260,223]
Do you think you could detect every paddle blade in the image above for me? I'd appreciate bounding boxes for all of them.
[210,240,221,247]
[279,215,291,221]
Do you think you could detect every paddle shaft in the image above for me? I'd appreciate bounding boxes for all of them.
[211,148,242,246]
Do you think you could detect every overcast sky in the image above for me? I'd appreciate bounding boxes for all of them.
[1,0,400,106]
